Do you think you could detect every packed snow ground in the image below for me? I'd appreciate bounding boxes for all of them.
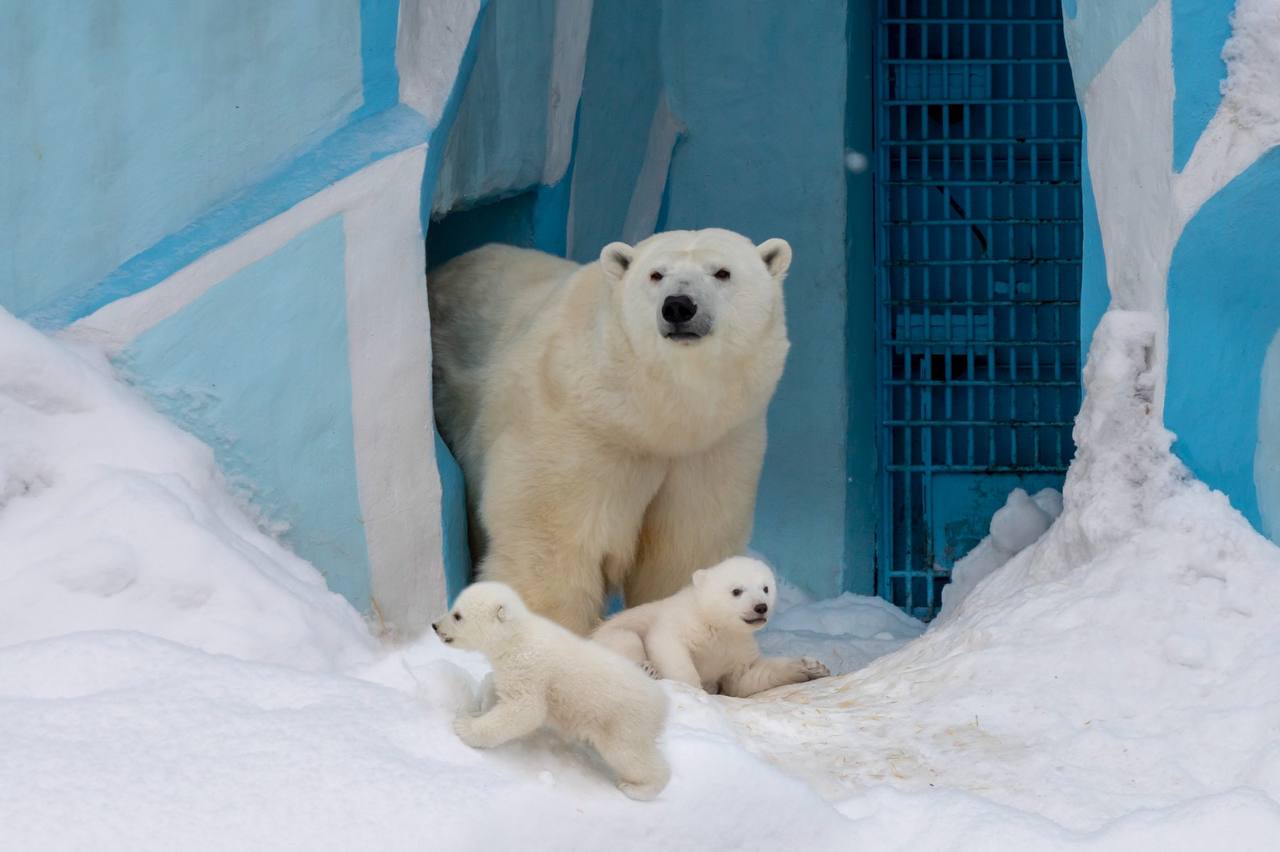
[3,306,1280,850]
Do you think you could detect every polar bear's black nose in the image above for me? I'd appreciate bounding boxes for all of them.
[754,603,768,615]
[431,622,439,633]
[661,294,698,324]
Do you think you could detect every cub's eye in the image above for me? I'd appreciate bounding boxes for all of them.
[650,270,664,282]
[763,586,769,594]
[453,612,462,621]
[732,588,743,597]
[714,268,730,281]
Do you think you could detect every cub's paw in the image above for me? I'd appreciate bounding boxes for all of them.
[618,780,664,801]
[639,661,660,680]
[453,716,486,748]
[796,658,831,680]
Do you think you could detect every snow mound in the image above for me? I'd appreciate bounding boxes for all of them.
[760,593,925,676]
[936,485,1063,623]
[0,309,374,670]
[729,311,1280,832]
[1221,0,1280,142]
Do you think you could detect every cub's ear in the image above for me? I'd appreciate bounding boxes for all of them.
[494,604,507,623]
[691,569,707,590]
[600,242,634,280]
[757,238,792,281]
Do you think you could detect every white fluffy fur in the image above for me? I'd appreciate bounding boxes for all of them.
[592,557,830,698]
[429,229,791,634]
[433,582,671,800]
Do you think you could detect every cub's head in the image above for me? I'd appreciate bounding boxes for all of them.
[599,229,790,354]
[690,556,778,631]
[432,582,528,651]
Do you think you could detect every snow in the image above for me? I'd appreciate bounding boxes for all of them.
[4,306,1280,850]
[0,311,374,670]
[936,486,1062,624]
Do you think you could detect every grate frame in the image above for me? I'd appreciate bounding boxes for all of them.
[873,0,1083,619]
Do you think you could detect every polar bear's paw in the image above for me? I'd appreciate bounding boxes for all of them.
[639,660,660,680]
[453,715,486,748]
[618,779,665,801]
[796,658,831,681]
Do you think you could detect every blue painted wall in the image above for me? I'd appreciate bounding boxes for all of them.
[1,0,364,317]
[1068,0,1280,545]
[1167,146,1280,535]
[119,217,372,606]
[567,0,663,262]
[658,0,858,597]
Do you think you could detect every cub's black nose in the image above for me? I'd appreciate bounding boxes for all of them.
[431,622,439,633]
[661,294,698,324]
[754,603,768,615]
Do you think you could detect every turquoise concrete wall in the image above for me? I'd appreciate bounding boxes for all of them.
[1,0,473,622]
[118,217,371,606]
[1,0,364,317]
[1067,0,1280,543]
[1166,147,1280,537]
[657,0,859,598]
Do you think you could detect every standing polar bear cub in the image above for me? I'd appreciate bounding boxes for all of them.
[433,582,671,800]
[430,229,791,634]
[593,557,831,697]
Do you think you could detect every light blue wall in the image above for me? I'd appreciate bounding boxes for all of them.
[431,0,557,211]
[657,0,856,597]
[1171,0,1231,170]
[119,217,372,607]
[1166,146,1280,535]
[566,0,663,262]
[1068,0,1280,544]
[1,0,364,317]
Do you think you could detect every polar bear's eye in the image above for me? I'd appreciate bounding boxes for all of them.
[714,268,730,281]
[732,588,743,597]
[453,612,462,621]
[763,586,769,594]
[649,270,663,282]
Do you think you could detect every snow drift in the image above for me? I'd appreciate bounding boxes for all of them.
[3,305,1280,850]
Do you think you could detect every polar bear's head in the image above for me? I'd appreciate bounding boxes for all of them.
[599,229,790,355]
[690,556,778,631]
[432,582,528,652]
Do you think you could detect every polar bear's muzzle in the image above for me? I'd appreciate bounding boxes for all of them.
[659,294,713,341]
[431,620,454,644]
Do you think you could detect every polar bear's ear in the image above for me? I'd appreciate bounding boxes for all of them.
[757,238,792,281]
[691,569,707,590]
[494,604,508,623]
[600,242,634,280]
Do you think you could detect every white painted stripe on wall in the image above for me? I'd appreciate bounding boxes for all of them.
[341,146,447,632]
[64,147,428,355]
[543,0,594,187]
[621,94,684,245]
[396,0,484,125]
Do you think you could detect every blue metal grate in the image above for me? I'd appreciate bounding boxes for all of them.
[874,0,1082,618]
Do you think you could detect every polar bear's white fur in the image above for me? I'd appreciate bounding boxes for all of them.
[429,229,791,634]
[433,582,671,800]
[592,557,830,697]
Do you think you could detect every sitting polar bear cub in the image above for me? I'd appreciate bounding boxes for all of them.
[433,582,671,800]
[592,557,831,697]
[430,229,792,635]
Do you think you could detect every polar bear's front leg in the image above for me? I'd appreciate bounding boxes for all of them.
[718,656,831,698]
[628,419,766,605]
[454,693,547,749]
[644,633,704,689]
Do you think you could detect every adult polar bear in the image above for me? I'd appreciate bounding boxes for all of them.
[430,228,791,634]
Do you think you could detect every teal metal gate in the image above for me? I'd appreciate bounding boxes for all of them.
[874,0,1082,617]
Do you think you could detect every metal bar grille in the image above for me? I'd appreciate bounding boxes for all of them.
[874,0,1082,619]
